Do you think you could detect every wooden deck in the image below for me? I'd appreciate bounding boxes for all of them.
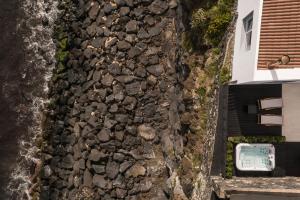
[227,84,282,136]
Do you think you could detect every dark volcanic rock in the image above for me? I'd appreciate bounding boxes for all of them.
[126,20,138,33]
[108,62,122,75]
[135,66,147,78]
[116,188,127,198]
[115,0,126,6]
[93,175,108,188]
[106,161,120,179]
[97,128,111,142]
[83,169,93,187]
[119,161,133,173]
[138,124,156,141]
[137,28,150,39]
[148,0,169,15]
[79,159,85,169]
[89,149,107,162]
[61,154,74,169]
[128,47,142,58]
[101,73,114,87]
[115,131,125,141]
[148,25,162,36]
[125,163,146,178]
[123,96,137,110]
[91,37,103,48]
[116,75,135,83]
[113,153,125,162]
[146,65,164,76]
[117,40,131,50]
[92,164,106,174]
[103,2,115,14]
[89,2,100,19]
[104,117,118,129]
[120,7,130,16]
[115,114,128,123]
[105,37,118,48]
[125,82,142,96]
[45,0,185,198]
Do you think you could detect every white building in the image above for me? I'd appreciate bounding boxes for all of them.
[232,0,300,83]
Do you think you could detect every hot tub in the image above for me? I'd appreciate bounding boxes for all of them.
[235,143,275,171]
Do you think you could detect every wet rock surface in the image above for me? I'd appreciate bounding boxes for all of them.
[42,0,193,199]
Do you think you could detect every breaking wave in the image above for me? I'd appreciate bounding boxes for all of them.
[6,0,58,199]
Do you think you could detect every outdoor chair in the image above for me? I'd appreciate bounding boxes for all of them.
[258,114,283,126]
[258,98,283,110]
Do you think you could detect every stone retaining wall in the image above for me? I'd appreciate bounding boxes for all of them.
[40,0,194,199]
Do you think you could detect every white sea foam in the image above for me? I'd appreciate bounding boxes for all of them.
[7,0,59,199]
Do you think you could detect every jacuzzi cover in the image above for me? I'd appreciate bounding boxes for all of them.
[235,143,275,171]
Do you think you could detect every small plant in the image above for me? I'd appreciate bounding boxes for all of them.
[56,50,69,63]
[56,62,66,74]
[197,87,207,98]
[191,8,207,29]
[58,38,68,50]
[219,67,231,84]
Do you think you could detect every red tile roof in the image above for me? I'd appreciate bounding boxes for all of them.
[258,0,300,69]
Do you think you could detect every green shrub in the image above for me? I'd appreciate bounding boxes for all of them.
[225,136,285,178]
[219,67,231,84]
[191,8,207,29]
[189,0,234,49]
[205,8,232,46]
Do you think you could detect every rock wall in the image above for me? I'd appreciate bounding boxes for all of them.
[41,0,194,199]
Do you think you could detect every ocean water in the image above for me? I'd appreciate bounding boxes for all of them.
[0,0,58,199]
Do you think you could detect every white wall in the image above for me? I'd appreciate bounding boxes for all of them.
[255,68,300,82]
[232,0,263,83]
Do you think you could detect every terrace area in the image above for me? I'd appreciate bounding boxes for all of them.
[211,82,300,178]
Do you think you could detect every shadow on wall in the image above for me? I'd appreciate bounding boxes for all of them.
[270,70,278,81]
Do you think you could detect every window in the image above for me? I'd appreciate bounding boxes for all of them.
[243,11,253,50]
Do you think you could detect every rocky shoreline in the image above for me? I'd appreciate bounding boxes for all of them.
[37,0,211,199]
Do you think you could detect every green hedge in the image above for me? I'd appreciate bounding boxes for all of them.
[225,136,286,178]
